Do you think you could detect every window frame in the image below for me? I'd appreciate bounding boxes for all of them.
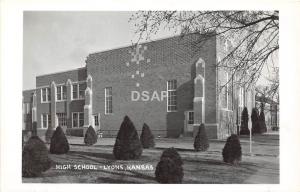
[41,87,51,103]
[105,87,113,114]
[72,82,86,100]
[57,113,67,127]
[167,80,177,112]
[72,112,84,128]
[187,111,194,125]
[94,114,99,126]
[41,114,51,129]
[56,85,67,102]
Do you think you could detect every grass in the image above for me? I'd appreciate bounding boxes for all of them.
[22,140,279,184]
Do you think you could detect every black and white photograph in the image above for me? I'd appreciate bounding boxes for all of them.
[21,11,279,184]
[1,0,300,191]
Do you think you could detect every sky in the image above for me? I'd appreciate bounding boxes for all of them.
[23,11,276,90]
[23,11,174,90]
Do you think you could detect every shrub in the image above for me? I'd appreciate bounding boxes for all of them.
[160,147,183,166]
[259,103,267,133]
[193,123,209,151]
[113,116,143,160]
[84,126,98,145]
[240,107,250,135]
[222,134,242,165]
[50,126,69,154]
[140,123,155,148]
[22,136,52,177]
[251,108,261,134]
[155,147,183,183]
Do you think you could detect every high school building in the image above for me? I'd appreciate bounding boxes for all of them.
[23,33,256,139]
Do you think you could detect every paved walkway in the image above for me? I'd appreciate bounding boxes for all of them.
[67,134,279,157]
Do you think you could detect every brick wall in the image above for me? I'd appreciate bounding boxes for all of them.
[36,67,87,129]
[87,33,217,138]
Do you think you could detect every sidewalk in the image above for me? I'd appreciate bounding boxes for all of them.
[67,134,279,157]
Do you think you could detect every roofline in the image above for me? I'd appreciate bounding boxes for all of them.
[22,88,36,93]
[88,32,214,56]
[36,66,86,78]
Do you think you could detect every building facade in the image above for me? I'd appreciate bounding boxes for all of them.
[23,33,256,139]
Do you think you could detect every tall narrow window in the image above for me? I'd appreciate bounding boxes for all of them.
[79,83,86,99]
[188,111,194,124]
[79,113,84,127]
[62,86,67,100]
[222,72,229,109]
[41,87,50,103]
[167,80,177,112]
[57,85,67,101]
[41,114,51,128]
[105,87,112,114]
[72,84,78,99]
[57,86,62,101]
[94,114,99,126]
[72,113,78,127]
[42,114,47,128]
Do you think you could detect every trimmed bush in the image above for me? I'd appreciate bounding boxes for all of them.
[113,116,143,160]
[22,136,52,177]
[140,123,155,148]
[193,123,209,151]
[222,134,242,165]
[160,147,183,166]
[155,147,183,183]
[259,103,267,133]
[240,107,250,135]
[50,126,69,154]
[45,129,54,143]
[251,108,261,134]
[84,126,98,145]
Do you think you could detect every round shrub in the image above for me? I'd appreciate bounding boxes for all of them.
[84,125,98,145]
[140,123,155,148]
[194,123,209,151]
[50,126,69,154]
[222,134,242,164]
[251,108,261,134]
[155,147,183,183]
[160,147,183,166]
[113,116,143,160]
[155,157,183,183]
[240,107,250,135]
[22,136,52,177]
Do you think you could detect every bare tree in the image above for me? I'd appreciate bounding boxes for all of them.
[130,11,279,93]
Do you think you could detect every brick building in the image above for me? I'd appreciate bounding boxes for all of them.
[23,33,256,139]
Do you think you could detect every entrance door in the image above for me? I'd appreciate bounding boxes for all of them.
[184,111,194,133]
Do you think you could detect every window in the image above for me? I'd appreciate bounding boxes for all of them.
[72,112,84,128]
[167,80,177,112]
[57,113,67,126]
[239,87,244,107]
[222,72,229,109]
[94,114,99,126]
[57,85,67,101]
[105,87,112,114]
[72,84,78,99]
[187,111,194,124]
[72,82,86,100]
[79,83,86,99]
[41,114,51,128]
[41,87,51,103]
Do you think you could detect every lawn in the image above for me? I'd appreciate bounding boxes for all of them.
[22,134,279,184]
